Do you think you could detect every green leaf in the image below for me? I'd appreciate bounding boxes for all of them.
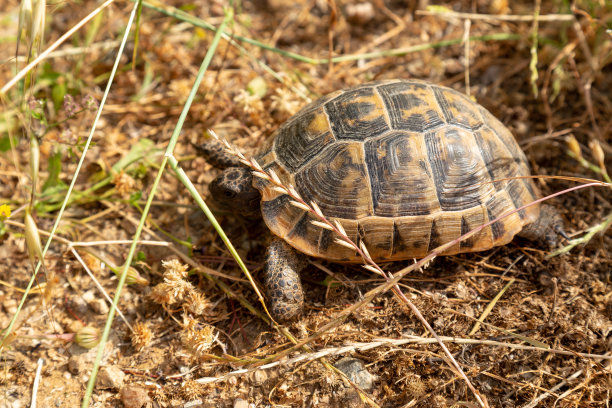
[320,275,341,288]
[129,190,142,204]
[135,251,147,262]
[52,81,67,111]
[112,138,160,172]
[0,135,17,152]
[42,150,64,192]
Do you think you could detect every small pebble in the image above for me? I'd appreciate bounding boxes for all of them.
[334,357,376,391]
[96,365,125,389]
[345,2,375,25]
[82,289,109,314]
[249,369,267,386]
[119,385,151,408]
[2,298,17,314]
[234,399,249,408]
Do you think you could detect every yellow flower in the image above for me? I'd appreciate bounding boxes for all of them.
[0,204,10,218]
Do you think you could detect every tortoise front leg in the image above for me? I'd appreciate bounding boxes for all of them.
[263,239,308,321]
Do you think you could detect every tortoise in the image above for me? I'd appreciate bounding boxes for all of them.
[199,79,565,321]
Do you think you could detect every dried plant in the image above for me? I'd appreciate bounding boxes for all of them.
[131,322,153,351]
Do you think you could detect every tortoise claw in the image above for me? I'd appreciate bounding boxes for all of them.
[555,225,571,241]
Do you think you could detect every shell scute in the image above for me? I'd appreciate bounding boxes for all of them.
[325,86,390,141]
[364,131,439,217]
[294,142,372,219]
[377,81,445,132]
[433,86,484,130]
[274,105,335,172]
[424,127,495,211]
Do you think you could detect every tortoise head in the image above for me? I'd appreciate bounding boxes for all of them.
[518,204,568,248]
[209,166,262,218]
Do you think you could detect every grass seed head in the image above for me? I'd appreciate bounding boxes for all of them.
[588,139,606,171]
[566,135,582,159]
[24,210,43,267]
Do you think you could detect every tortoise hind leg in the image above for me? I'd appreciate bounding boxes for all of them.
[518,204,567,248]
[263,239,308,321]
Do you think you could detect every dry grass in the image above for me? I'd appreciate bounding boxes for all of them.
[0,0,611,407]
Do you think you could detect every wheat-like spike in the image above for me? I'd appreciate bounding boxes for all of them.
[235,150,247,161]
[268,169,282,185]
[222,139,232,149]
[290,200,311,212]
[310,201,324,218]
[252,171,270,181]
[207,129,220,140]
[359,241,372,260]
[310,220,334,230]
[271,186,288,194]
[251,159,263,172]
[333,220,347,237]
[287,186,302,201]
[334,238,356,250]
[362,264,382,275]
[239,160,251,168]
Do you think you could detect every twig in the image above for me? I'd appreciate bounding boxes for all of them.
[69,248,133,332]
[416,9,574,22]
[31,358,44,408]
[195,335,612,385]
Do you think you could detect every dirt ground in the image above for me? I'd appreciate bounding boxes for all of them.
[0,0,611,407]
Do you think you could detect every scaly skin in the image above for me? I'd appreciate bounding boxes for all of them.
[263,239,307,321]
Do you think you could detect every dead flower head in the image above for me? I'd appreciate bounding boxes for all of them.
[131,321,153,351]
[181,317,216,357]
[162,259,189,281]
[112,170,137,196]
[150,280,194,306]
[270,87,306,120]
[184,290,211,316]
[234,89,264,114]
[151,260,194,306]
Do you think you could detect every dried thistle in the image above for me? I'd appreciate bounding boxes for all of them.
[271,88,306,120]
[181,318,216,357]
[181,379,204,400]
[184,290,211,316]
[112,170,137,196]
[149,282,175,305]
[234,89,264,114]
[405,373,427,397]
[151,280,194,306]
[162,259,189,282]
[131,321,153,351]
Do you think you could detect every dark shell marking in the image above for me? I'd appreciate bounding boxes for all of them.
[255,79,542,262]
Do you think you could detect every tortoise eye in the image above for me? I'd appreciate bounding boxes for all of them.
[223,190,236,199]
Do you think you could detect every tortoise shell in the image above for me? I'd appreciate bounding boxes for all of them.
[254,79,540,262]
